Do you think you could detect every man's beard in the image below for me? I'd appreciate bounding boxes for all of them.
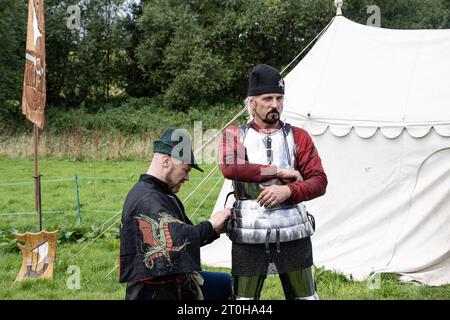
[166,172,182,193]
[263,109,280,124]
[170,184,181,193]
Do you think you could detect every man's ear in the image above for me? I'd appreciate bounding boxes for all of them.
[249,97,257,110]
[162,154,172,169]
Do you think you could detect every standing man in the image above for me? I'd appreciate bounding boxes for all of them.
[219,64,328,300]
[120,127,232,300]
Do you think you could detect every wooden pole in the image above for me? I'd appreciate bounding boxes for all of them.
[74,175,82,224]
[33,124,42,231]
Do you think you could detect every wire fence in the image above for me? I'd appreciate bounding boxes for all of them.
[0,171,226,273]
[0,176,120,222]
[0,175,223,222]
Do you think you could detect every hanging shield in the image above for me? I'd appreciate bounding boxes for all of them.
[12,231,58,281]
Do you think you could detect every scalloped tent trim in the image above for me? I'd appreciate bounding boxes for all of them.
[302,123,450,139]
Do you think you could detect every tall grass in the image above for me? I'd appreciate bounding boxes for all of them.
[0,100,247,161]
[0,130,156,161]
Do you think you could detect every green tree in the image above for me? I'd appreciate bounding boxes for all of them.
[0,0,27,129]
[119,0,151,97]
[2,0,449,126]
[45,0,81,108]
[344,0,450,28]
[137,0,336,109]
[136,0,449,110]
[45,0,130,109]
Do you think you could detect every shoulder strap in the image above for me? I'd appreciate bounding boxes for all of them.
[281,122,293,167]
[238,124,249,144]
[283,122,292,135]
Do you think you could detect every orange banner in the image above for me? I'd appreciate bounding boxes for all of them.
[22,0,46,129]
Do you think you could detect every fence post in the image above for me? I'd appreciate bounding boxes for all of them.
[74,175,81,224]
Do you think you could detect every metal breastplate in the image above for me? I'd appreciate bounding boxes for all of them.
[231,200,315,244]
[233,125,295,200]
[229,124,315,245]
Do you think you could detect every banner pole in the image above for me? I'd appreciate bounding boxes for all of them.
[34,124,42,231]
[74,175,82,224]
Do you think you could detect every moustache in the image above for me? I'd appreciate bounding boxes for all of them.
[267,109,279,116]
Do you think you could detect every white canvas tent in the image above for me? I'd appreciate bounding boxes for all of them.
[201,15,450,286]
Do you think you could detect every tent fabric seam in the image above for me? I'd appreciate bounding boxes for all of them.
[303,124,450,138]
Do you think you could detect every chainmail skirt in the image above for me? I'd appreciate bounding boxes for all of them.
[231,237,313,276]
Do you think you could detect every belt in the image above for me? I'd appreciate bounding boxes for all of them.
[139,272,204,300]
[141,273,188,286]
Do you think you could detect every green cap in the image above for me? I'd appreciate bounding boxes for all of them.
[153,127,203,172]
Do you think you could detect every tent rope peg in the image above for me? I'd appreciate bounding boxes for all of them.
[334,0,343,16]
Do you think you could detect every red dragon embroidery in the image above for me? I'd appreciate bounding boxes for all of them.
[135,213,189,270]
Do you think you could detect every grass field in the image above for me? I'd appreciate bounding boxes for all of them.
[1,157,449,300]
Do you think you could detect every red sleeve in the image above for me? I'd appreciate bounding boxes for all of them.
[287,127,328,203]
[219,126,278,182]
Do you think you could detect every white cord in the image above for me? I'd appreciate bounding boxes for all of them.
[280,17,335,75]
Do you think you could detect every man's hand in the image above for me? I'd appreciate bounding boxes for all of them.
[276,168,303,184]
[209,208,232,234]
[257,185,291,209]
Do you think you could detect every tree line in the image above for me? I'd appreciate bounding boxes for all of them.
[1,0,449,118]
